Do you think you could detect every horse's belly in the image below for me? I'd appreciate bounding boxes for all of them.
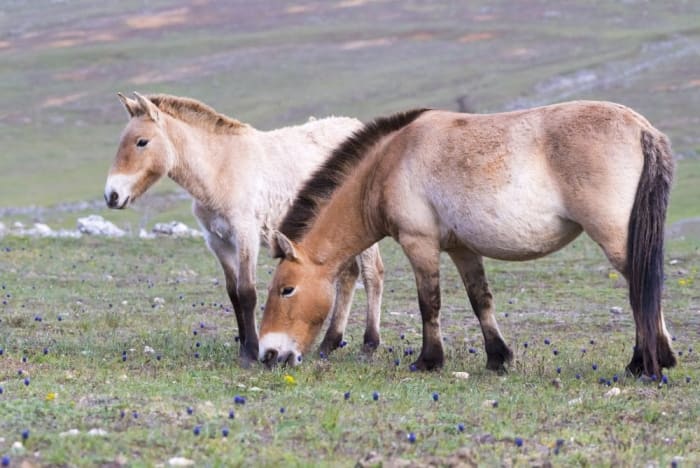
[439,200,582,261]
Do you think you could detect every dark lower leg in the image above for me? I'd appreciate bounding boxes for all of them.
[319,261,359,354]
[450,250,512,372]
[237,285,259,364]
[412,274,444,371]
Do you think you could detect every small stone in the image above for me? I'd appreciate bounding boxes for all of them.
[87,428,108,437]
[604,387,621,397]
[168,457,195,467]
[609,306,623,315]
[451,371,470,380]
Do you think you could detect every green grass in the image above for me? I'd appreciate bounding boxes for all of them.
[0,235,698,466]
[670,158,700,223]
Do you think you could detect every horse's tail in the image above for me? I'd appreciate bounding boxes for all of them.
[626,129,675,376]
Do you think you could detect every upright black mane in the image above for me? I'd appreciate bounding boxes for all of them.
[277,108,430,245]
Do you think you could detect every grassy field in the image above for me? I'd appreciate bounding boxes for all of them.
[0,234,698,466]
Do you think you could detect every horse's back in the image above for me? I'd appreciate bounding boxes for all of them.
[382,101,659,260]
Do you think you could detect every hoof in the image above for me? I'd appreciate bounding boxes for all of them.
[362,339,380,354]
[362,330,381,353]
[239,341,259,368]
[410,348,444,371]
[486,360,509,375]
[485,339,513,372]
[239,353,256,369]
[318,335,343,356]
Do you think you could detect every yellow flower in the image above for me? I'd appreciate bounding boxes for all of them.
[608,272,619,280]
[283,374,296,385]
[45,392,57,401]
[678,278,688,287]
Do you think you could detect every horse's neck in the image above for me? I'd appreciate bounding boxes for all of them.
[166,117,252,208]
[302,172,381,276]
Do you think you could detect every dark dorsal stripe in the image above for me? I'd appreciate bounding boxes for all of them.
[278,108,430,244]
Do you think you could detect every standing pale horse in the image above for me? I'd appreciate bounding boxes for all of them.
[258,101,677,378]
[104,93,385,365]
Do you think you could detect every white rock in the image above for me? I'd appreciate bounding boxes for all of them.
[451,371,470,380]
[144,346,155,354]
[568,397,582,405]
[77,215,125,237]
[54,229,82,238]
[610,306,623,315]
[87,428,108,437]
[32,223,53,236]
[153,297,165,305]
[168,457,195,466]
[60,429,81,437]
[153,221,202,238]
[11,441,25,454]
[139,228,156,239]
[604,387,621,397]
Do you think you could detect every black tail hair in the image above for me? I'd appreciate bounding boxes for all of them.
[626,130,675,375]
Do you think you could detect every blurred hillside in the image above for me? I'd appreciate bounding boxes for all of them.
[1,0,699,227]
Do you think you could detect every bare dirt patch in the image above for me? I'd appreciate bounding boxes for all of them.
[458,32,494,43]
[125,7,190,30]
[41,93,88,109]
[340,37,394,50]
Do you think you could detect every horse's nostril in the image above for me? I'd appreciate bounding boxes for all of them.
[106,191,120,208]
[263,349,278,365]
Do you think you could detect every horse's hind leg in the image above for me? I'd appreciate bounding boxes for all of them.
[319,259,360,355]
[448,249,513,372]
[358,244,384,351]
[582,223,674,376]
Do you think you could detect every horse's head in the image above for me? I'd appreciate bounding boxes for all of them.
[104,92,176,209]
[259,231,335,367]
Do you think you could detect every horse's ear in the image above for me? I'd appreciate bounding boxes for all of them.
[117,92,139,118]
[271,231,297,260]
[133,92,159,122]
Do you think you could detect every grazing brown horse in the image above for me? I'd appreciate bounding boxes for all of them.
[258,101,676,378]
[105,93,385,365]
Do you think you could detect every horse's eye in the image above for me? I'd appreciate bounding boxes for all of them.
[136,138,149,147]
[281,286,295,297]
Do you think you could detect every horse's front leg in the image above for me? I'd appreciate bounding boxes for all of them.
[205,233,258,366]
[358,244,384,351]
[233,229,261,365]
[318,259,360,355]
[448,249,512,372]
[400,235,444,371]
